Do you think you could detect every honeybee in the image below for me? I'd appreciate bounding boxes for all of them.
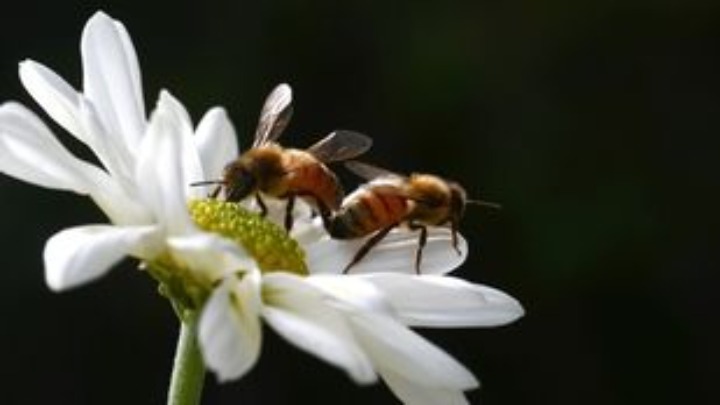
[327,161,500,273]
[200,84,373,231]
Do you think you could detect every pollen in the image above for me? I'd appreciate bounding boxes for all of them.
[189,199,308,276]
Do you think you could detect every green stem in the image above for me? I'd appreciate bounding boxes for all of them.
[167,311,206,405]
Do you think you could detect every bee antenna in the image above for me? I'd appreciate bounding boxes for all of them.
[467,199,503,210]
[190,179,225,188]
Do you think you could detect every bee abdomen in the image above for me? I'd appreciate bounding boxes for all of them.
[326,214,357,239]
[327,202,370,239]
[327,190,407,239]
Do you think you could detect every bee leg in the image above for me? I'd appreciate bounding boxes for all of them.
[408,222,428,274]
[255,193,268,216]
[450,219,462,256]
[318,208,333,232]
[284,195,295,231]
[209,185,221,199]
[313,198,334,232]
[298,192,333,231]
[343,224,396,274]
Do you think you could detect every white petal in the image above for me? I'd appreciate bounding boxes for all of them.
[19,61,136,187]
[348,310,478,391]
[20,60,124,172]
[43,224,158,291]
[0,102,150,225]
[81,11,145,151]
[305,228,468,276]
[305,274,395,316]
[19,60,84,138]
[382,369,471,405]
[262,273,377,384]
[359,274,525,327]
[77,98,135,183]
[199,273,262,382]
[155,91,205,197]
[136,97,194,234]
[0,102,108,193]
[74,100,151,225]
[194,107,238,180]
[167,232,256,282]
[289,216,327,246]
[87,177,153,226]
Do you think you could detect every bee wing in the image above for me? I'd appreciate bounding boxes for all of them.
[253,83,294,147]
[344,160,407,181]
[306,131,373,163]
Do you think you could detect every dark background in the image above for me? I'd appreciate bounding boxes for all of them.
[1,1,718,404]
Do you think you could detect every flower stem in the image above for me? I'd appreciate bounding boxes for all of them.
[167,311,206,405]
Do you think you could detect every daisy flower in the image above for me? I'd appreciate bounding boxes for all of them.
[192,196,523,404]
[0,10,524,405]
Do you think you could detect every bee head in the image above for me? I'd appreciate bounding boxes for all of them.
[222,161,257,202]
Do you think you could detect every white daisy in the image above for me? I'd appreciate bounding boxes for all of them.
[192,196,523,404]
[0,10,525,405]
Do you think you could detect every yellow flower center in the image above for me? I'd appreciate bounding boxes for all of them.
[147,198,308,315]
[188,199,308,276]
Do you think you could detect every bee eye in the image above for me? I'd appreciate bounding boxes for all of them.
[222,166,256,202]
[242,170,256,186]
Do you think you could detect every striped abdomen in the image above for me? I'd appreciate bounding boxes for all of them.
[328,184,409,239]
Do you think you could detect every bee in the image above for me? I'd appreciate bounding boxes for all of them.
[326,161,501,273]
[199,84,373,231]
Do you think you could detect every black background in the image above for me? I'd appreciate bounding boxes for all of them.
[1,1,718,404]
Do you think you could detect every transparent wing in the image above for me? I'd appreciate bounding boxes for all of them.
[253,83,293,147]
[306,131,373,163]
[344,160,406,181]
